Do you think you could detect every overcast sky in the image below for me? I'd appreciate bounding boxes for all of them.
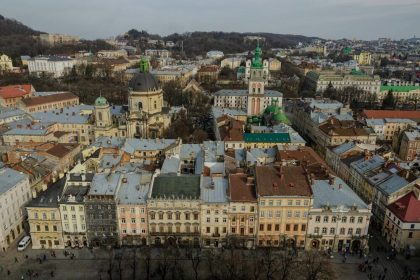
[2,0,419,40]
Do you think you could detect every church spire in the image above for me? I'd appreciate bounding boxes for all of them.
[251,41,263,69]
[139,57,150,73]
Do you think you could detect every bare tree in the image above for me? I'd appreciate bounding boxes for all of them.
[262,247,279,280]
[140,246,152,280]
[169,247,184,280]
[154,247,171,280]
[186,245,202,280]
[204,249,219,280]
[107,250,115,280]
[248,249,265,280]
[130,248,137,280]
[276,251,296,280]
[300,251,335,280]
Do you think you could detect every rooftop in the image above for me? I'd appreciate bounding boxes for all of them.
[201,176,228,203]
[116,172,152,204]
[255,165,312,197]
[363,110,420,120]
[312,177,368,210]
[21,92,77,107]
[88,173,121,196]
[0,167,28,195]
[228,173,257,202]
[31,104,93,124]
[27,178,65,207]
[122,138,177,154]
[0,84,33,99]
[388,191,420,223]
[151,174,201,199]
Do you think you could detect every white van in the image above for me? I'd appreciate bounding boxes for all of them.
[17,236,31,251]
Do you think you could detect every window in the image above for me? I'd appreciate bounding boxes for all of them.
[315,216,321,222]
[301,224,306,231]
[241,206,245,211]
[342,217,347,223]
[42,213,47,220]
[303,211,308,218]
[45,225,49,231]
[268,211,273,218]
[259,224,264,231]
[329,228,335,235]
[349,217,355,223]
[167,213,172,220]
[287,200,293,206]
[314,227,319,234]
[206,227,210,233]
[150,213,155,220]
[357,217,363,223]
[36,225,41,231]
[159,213,164,220]
[194,213,199,220]
[411,224,415,229]
[185,213,190,220]
[268,200,273,206]
[295,200,301,206]
[260,200,265,206]
[275,224,280,231]
[260,211,265,218]
[122,218,126,224]
[131,208,135,214]
[275,211,281,217]
[293,224,298,231]
[131,218,136,224]
[231,227,236,233]
[250,216,254,222]
[250,206,255,212]
[348,228,353,235]
[223,218,227,223]
[287,211,292,218]
[294,211,300,218]
[322,227,327,234]
[340,227,345,235]
[206,217,210,223]
[267,224,272,231]
[408,232,413,238]
[34,212,39,219]
[176,213,181,220]
[323,216,329,223]
[286,224,291,231]
[276,200,281,206]
[356,228,361,235]
[304,200,309,206]
[332,216,337,223]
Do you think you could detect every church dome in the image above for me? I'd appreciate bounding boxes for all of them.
[95,96,108,106]
[129,73,160,92]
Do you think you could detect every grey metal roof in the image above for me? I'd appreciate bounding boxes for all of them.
[201,176,228,203]
[332,141,356,155]
[0,167,28,195]
[89,173,121,196]
[351,155,384,175]
[312,178,368,210]
[161,156,181,174]
[122,138,177,154]
[377,174,409,196]
[129,72,160,92]
[116,172,152,204]
[31,105,93,124]
[27,178,66,207]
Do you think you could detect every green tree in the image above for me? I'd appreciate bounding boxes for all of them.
[382,90,396,109]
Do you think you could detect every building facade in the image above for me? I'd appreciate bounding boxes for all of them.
[0,168,31,252]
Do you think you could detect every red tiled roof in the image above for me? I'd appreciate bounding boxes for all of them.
[255,165,312,197]
[363,110,420,120]
[21,92,78,107]
[229,173,257,202]
[388,191,420,223]
[0,84,33,99]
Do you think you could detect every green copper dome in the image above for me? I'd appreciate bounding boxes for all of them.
[251,41,263,69]
[263,99,289,124]
[95,96,108,106]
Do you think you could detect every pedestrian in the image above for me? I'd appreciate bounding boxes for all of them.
[50,271,54,277]
[43,254,46,261]
[38,257,42,264]
[384,267,387,274]
[25,254,28,259]
[7,269,10,275]
[15,257,19,263]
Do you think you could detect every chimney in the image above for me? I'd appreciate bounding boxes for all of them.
[329,175,335,186]
[364,149,371,161]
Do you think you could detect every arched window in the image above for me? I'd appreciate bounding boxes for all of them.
[154,100,157,109]
[138,102,143,111]
[98,112,102,121]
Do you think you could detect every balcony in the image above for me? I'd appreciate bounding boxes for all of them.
[212,233,220,237]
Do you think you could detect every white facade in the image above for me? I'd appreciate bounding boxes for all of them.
[0,168,31,251]
[28,56,76,78]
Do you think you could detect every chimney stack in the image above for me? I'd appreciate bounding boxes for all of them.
[329,175,335,186]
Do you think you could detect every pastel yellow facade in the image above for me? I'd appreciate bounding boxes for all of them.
[27,207,64,249]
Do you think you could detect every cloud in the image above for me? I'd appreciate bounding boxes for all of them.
[0,0,419,40]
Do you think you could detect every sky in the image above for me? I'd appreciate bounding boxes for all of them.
[2,0,420,40]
